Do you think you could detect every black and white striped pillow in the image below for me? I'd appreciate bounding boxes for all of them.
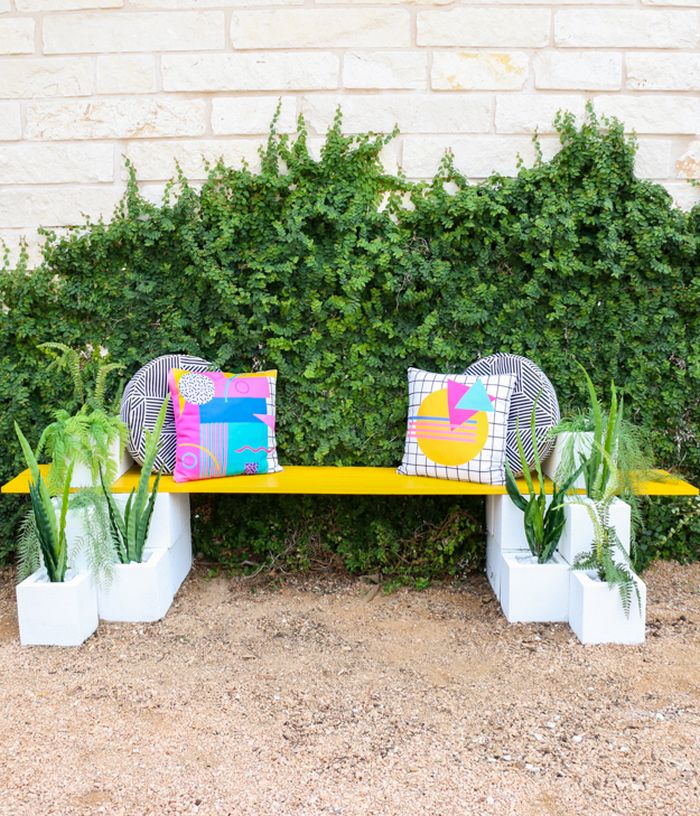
[120,353,213,474]
[464,354,560,477]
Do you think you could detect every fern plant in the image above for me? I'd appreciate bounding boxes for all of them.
[14,422,74,583]
[571,460,641,617]
[505,400,584,563]
[100,397,168,564]
[35,343,127,492]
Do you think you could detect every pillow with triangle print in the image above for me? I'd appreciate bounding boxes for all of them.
[397,367,517,485]
[167,368,282,483]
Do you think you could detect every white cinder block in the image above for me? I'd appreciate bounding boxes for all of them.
[500,553,570,623]
[593,94,700,135]
[16,569,98,646]
[162,53,339,92]
[555,9,698,48]
[0,188,122,228]
[0,103,23,140]
[25,98,208,140]
[417,9,550,47]
[542,431,593,489]
[0,58,93,99]
[627,53,700,92]
[344,51,427,90]
[0,144,114,184]
[485,494,535,601]
[569,570,646,645]
[559,497,632,565]
[534,52,622,91]
[96,55,157,94]
[71,438,132,489]
[302,93,491,134]
[230,9,411,49]
[212,96,297,135]
[0,18,35,55]
[432,51,528,91]
[98,548,173,622]
[43,11,224,54]
[496,94,586,133]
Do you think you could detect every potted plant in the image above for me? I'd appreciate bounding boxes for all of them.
[97,398,173,623]
[14,423,99,646]
[550,366,653,565]
[499,404,584,623]
[36,343,131,490]
[568,468,646,644]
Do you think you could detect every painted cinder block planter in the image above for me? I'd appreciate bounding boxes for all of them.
[97,547,173,623]
[569,570,646,645]
[542,431,593,489]
[558,497,631,564]
[499,552,570,624]
[70,437,133,489]
[16,569,98,647]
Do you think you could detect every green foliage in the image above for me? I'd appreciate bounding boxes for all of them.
[100,397,167,564]
[14,422,73,582]
[1,106,699,582]
[35,343,127,491]
[505,401,584,563]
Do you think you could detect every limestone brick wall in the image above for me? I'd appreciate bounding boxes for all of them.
[1,1,699,263]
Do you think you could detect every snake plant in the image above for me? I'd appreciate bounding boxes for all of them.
[504,400,584,564]
[15,422,74,583]
[100,397,168,564]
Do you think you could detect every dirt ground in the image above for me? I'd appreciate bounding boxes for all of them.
[0,560,698,816]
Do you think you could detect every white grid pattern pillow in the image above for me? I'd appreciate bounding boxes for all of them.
[398,368,517,485]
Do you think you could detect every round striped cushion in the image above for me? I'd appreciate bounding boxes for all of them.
[464,354,560,477]
[121,353,212,473]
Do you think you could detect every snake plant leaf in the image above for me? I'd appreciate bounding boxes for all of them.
[504,460,528,512]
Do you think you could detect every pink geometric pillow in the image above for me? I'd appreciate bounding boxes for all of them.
[167,368,281,483]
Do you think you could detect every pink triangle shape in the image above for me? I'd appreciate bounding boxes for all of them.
[254,414,276,431]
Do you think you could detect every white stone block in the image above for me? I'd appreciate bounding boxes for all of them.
[0,58,93,99]
[26,98,208,140]
[0,144,114,184]
[627,53,700,92]
[0,18,35,54]
[43,11,224,54]
[16,569,98,647]
[302,93,491,134]
[432,51,528,91]
[125,139,263,181]
[500,553,570,624]
[0,103,23,140]
[676,142,700,179]
[98,548,173,622]
[663,182,700,210]
[417,9,550,47]
[17,0,121,9]
[0,188,122,229]
[231,9,410,49]
[555,9,697,48]
[558,497,632,565]
[593,94,700,135]
[162,53,339,92]
[496,94,585,134]
[212,96,297,135]
[569,570,646,645]
[485,494,532,601]
[635,140,673,179]
[534,52,621,91]
[344,51,427,90]
[97,55,157,94]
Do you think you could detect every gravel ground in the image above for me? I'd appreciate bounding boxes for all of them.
[0,560,698,816]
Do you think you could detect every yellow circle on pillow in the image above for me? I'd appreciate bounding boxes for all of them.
[415,388,489,466]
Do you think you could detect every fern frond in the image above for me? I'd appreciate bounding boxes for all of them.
[16,509,41,581]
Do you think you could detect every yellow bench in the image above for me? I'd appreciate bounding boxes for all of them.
[2,465,698,496]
